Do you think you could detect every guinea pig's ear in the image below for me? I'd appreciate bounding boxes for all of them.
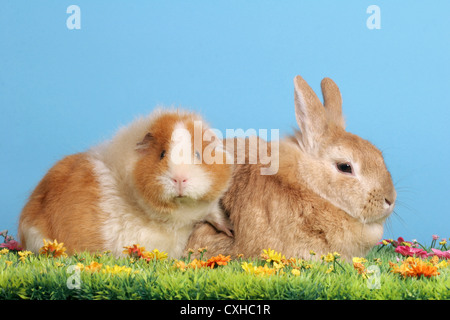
[135,132,154,152]
[321,77,345,130]
[293,75,328,153]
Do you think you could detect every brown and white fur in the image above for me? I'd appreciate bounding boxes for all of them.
[18,109,233,258]
[187,75,397,261]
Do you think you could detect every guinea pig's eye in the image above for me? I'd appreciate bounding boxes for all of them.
[336,162,353,175]
[195,150,201,160]
[160,150,166,160]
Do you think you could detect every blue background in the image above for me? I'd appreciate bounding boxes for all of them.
[1,1,449,245]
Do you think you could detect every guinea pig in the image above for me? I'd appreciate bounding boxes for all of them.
[18,108,233,258]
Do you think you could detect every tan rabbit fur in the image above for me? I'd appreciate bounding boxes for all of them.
[187,75,396,261]
[18,108,233,258]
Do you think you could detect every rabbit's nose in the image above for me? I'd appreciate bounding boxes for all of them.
[384,191,396,210]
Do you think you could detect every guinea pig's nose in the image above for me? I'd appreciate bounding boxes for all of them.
[172,177,188,184]
[172,176,188,195]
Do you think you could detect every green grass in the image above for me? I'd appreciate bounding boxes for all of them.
[0,245,449,300]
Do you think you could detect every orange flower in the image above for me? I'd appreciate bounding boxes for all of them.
[409,261,439,278]
[353,262,366,275]
[390,257,440,278]
[206,254,231,268]
[174,260,188,271]
[123,245,168,262]
[83,261,103,272]
[390,262,414,278]
[281,257,298,267]
[39,239,67,258]
[429,255,439,266]
[174,255,231,271]
[189,258,208,269]
[123,244,146,259]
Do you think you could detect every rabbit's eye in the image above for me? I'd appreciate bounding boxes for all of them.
[195,150,201,160]
[160,150,166,160]
[336,162,353,174]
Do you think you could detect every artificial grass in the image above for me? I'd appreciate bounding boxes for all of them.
[0,245,449,300]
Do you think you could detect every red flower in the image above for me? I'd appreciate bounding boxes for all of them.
[377,237,414,248]
[395,246,428,258]
[0,240,22,251]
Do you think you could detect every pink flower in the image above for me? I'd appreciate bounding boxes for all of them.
[429,248,450,260]
[432,235,440,240]
[0,240,23,251]
[395,245,429,258]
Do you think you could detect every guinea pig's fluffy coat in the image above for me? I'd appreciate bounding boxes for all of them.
[18,108,233,258]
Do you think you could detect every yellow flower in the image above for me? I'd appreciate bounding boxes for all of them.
[261,248,285,264]
[309,250,316,256]
[273,261,285,270]
[241,262,277,276]
[325,266,334,273]
[291,269,301,276]
[401,242,411,247]
[5,261,12,267]
[439,239,447,246]
[241,261,254,273]
[102,265,134,275]
[75,263,85,270]
[39,239,67,258]
[18,250,33,263]
[0,248,9,255]
[302,262,313,269]
[256,264,277,276]
[142,249,168,261]
[436,260,448,269]
[382,240,389,246]
[352,257,367,264]
[431,255,449,269]
[322,253,335,263]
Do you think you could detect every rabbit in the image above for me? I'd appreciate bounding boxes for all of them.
[187,75,396,261]
[18,108,234,258]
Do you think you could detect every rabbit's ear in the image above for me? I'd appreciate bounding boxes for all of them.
[321,77,345,129]
[294,75,328,153]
